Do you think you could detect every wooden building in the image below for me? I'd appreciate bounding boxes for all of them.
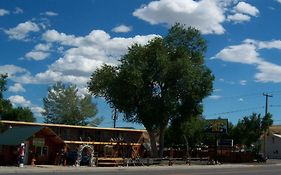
[0,120,149,166]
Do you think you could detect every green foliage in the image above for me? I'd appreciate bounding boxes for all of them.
[43,82,101,126]
[0,74,8,99]
[165,116,207,148]
[1,107,35,122]
[0,74,35,122]
[88,24,214,157]
[230,113,273,147]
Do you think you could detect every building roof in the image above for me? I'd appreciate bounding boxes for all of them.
[0,126,44,146]
[1,120,146,133]
[0,125,64,146]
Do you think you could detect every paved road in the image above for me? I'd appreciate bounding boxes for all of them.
[1,164,281,175]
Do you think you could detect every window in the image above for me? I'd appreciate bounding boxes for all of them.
[36,146,48,156]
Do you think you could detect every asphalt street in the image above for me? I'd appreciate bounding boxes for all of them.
[1,164,281,175]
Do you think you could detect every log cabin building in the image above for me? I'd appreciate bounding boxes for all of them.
[0,120,149,166]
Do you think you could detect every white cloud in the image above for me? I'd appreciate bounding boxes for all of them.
[234,2,259,17]
[112,25,132,33]
[209,95,222,100]
[239,98,244,102]
[8,95,31,107]
[24,43,52,61]
[214,39,281,83]
[0,9,9,16]
[227,13,250,23]
[258,40,281,50]
[0,65,29,77]
[13,29,159,86]
[30,106,44,117]
[42,11,58,16]
[8,95,44,117]
[255,62,281,83]
[8,83,26,93]
[227,2,259,23]
[13,7,24,14]
[215,42,261,64]
[42,29,82,45]
[133,0,226,35]
[34,43,52,51]
[25,51,50,61]
[277,0,281,4]
[239,80,247,86]
[4,21,40,40]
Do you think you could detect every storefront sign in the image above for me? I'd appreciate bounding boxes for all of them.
[33,138,45,146]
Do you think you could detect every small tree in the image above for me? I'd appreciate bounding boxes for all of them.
[231,113,273,147]
[42,82,101,126]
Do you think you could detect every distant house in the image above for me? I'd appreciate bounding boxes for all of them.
[0,120,149,166]
[260,125,281,159]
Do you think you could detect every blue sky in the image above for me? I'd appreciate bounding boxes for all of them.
[1,0,281,129]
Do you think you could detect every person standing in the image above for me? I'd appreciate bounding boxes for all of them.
[18,143,25,167]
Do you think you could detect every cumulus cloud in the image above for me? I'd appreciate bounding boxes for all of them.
[8,83,26,93]
[8,95,44,117]
[12,29,159,86]
[8,95,31,107]
[24,43,52,61]
[133,0,225,35]
[112,25,132,33]
[25,51,50,61]
[227,13,250,23]
[258,40,281,50]
[227,2,259,23]
[133,0,259,34]
[4,21,40,40]
[0,65,29,77]
[214,39,281,83]
[41,11,58,16]
[0,9,9,16]
[214,42,261,64]
[234,2,259,17]
[255,62,281,83]
[34,43,52,51]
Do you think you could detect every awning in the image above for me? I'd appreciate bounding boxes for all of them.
[0,126,45,146]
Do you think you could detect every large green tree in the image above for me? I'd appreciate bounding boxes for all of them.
[88,24,214,157]
[0,74,35,122]
[42,82,101,126]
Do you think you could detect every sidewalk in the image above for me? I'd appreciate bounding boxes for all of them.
[1,159,281,174]
[0,163,269,174]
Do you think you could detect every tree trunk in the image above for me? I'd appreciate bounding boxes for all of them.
[158,125,166,158]
[147,130,158,158]
[183,135,190,165]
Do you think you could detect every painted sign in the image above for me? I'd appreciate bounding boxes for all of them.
[205,119,228,134]
[33,138,45,146]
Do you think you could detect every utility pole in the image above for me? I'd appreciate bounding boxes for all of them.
[263,93,273,115]
[262,92,272,158]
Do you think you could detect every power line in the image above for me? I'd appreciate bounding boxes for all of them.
[205,106,265,117]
